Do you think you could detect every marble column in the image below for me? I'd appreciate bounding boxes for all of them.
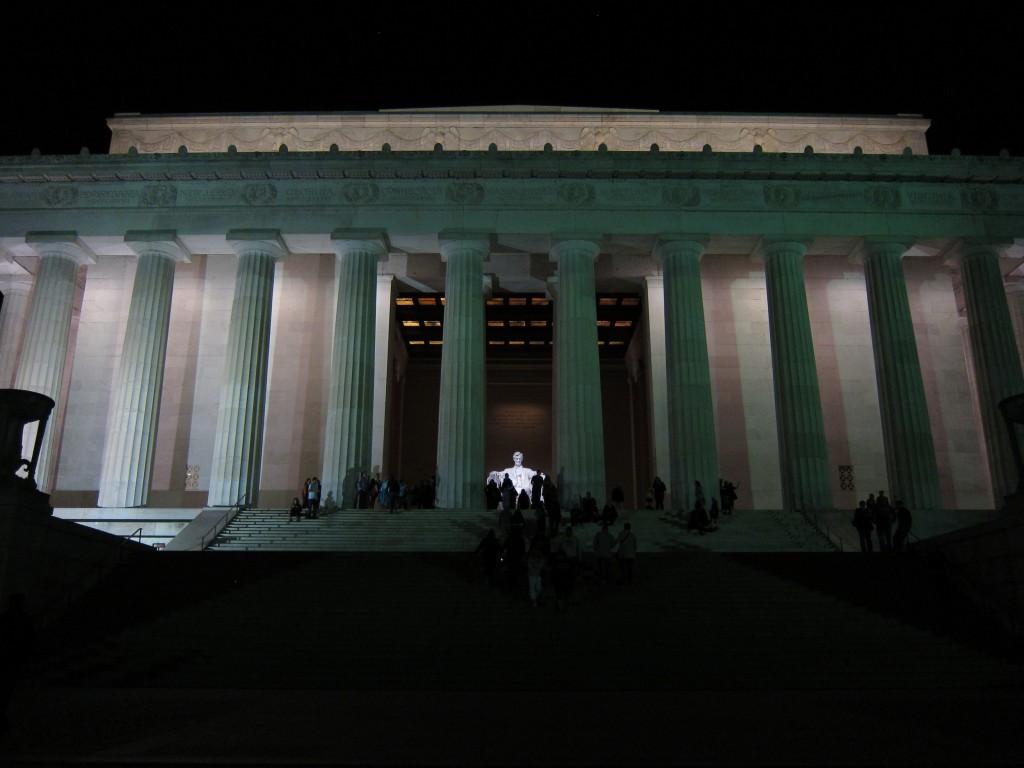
[655,238,718,510]
[13,234,92,492]
[0,278,33,388]
[97,233,188,507]
[207,232,285,507]
[861,241,941,510]
[321,232,385,507]
[763,240,832,510]
[642,276,671,498]
[551,238,605,506]
[435,236,487,509]
[951,242,1024,503]
[1004,282,1024,365]
[370,275,403,478]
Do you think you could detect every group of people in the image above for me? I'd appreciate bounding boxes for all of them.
[852,490,913,553]
[476,519,638,611]
[290,476,335,521]
[356,472,438,511]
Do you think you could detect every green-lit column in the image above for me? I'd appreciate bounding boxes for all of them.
[208,231,285,507]
[552,238,605,506]
[14,234,92,492]
[321,231,385,508]
[97,233,188,508]
[764,240,832,510]
[655,237,718,510]
[435,235,487,509]
[951,242,1024,504]
[862,241,941,510]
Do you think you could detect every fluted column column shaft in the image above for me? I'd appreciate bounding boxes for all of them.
[14,242,87,492]
[435,239,486,509]
[863,242,941,509]
[764,241,832,510]
[321,236,383,506]
[955,244,1024,501]
[657,240,718,510]
[98,238,184,507]
[553,240,605,505]
[208,235,283,507]
[0,279,33,388]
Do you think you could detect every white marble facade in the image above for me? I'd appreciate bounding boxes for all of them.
[1,109,1021,513]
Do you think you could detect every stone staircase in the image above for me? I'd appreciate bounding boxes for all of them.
[205,506,834,553]
[32,549,1020,693]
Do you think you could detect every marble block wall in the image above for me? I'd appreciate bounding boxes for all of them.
[703,256,783,510]
[260,254,332,508]
[906,261,991,508]
[805,256,886,509]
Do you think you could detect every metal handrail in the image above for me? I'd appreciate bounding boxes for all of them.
[125,527,143,543]
[801,509,844,552]
[183,491,248,551]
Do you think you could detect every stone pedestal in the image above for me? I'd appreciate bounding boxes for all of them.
[321,233,385,507]
[435,237,487,509]
[97,234,187,507]
[763,240,832,510]
[656,238,718,510]
[0,279,33,388]
[552,239,605,506]
[862,241,941,509]
[13,235,92,492]
[953,243,1024,503]
[207,232,284,507]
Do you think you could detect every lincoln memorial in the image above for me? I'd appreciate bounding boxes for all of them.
[2,108,1023,535]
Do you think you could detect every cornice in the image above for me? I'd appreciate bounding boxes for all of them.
[1,149,1023,186]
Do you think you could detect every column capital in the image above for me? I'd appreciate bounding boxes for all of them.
[654,236,708,263]
[124,231,191,263]
[849,239,914,266]
[25,232,94,266]
[550,238,601,263]
[439,233,489,261]
[226,230,287,261]
[945,238,1012,268]
[761,238,810,258]
[331,230,388,259]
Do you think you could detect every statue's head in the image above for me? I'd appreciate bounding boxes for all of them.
[513,451,524,465]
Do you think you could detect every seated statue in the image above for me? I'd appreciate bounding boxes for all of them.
[487,451,538,501]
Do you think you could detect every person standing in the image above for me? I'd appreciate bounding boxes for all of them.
[852,501,873,553]
[652,477,666,510]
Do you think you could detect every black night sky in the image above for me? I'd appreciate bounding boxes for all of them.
[4,7,1022,158]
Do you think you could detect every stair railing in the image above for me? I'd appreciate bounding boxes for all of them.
[801,509,844,552]
[125,527,143,543]
[182,492,248,551]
